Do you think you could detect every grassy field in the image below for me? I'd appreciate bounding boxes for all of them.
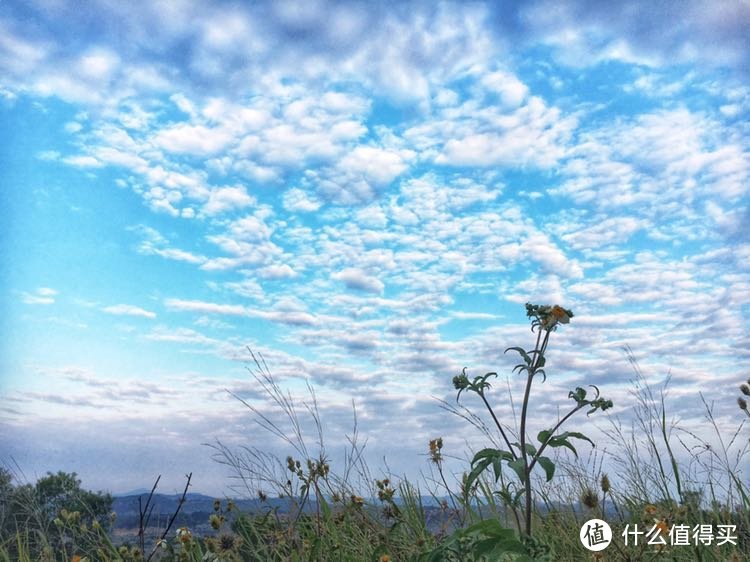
[2,306,749,561]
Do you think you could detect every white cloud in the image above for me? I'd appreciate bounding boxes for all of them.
[165,298,248,316]
[21,287,58,305]
[153,124,234,155]
[480,70,529,107]
[63,155,103,168]
[102,304,156,319]
[283,188,322,213]
[332,268,385,294]
[411,95,577,169]
[77,49,120,83]
[338,145,413,186]
[561,216,644,250]
[259,264,297,279]
[201,185,255,216]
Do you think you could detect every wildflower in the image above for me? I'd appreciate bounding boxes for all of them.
[287,456,301,474]
[452,372,470,391]
[351,495,364,506]
[644,504,657,515]
[176,526,192,543]
[600,474,610,493]
[209,513,225,530]
[429,437,443,463]
[380,555,391,562]
[215,532,242,553]
[550,305,572,324]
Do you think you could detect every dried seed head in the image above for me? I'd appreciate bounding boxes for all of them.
[740,384,750,397]
[600,474,611,493]
[738,397,748,411]
[581,487,599,509]
[429,438,443,463]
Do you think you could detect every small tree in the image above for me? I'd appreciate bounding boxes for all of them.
[34,471,113,526]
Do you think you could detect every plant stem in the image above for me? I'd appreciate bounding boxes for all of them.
[520,366,534,537]
[520,327,551,537]
[478,392,518,461]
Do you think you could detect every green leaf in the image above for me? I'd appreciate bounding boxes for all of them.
[508,458,526,483]
[476,537,531,559]
[521,443,537,456]
[465,457,492,495]
[492,457,503,483]
[553,431,595,457]
[536,456,556,481]
[505,346,532,366]
[537,429,551,444]
[569,387,586,403]
[471,448,513,466]
[467,449,513,491]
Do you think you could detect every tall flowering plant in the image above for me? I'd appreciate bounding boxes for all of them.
[453,304,613,541]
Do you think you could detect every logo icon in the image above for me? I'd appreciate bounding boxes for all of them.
[580,518,612,551]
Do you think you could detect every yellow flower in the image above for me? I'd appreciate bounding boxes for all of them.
[550,305,571,324]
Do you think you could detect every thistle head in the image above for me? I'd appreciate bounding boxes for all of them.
[581,487,599,509]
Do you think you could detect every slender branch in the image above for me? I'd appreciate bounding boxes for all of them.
[528,405,583,473]
[138,474,161,555]
[146,472,192,562]
[478,391,518,461]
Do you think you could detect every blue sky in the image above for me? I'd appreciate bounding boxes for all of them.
[1,0,749,497]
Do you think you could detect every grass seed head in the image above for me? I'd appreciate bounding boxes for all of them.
[600,474,611,493]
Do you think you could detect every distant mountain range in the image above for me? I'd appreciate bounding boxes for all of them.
[109,490,618,546]
[109,491,463,544]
